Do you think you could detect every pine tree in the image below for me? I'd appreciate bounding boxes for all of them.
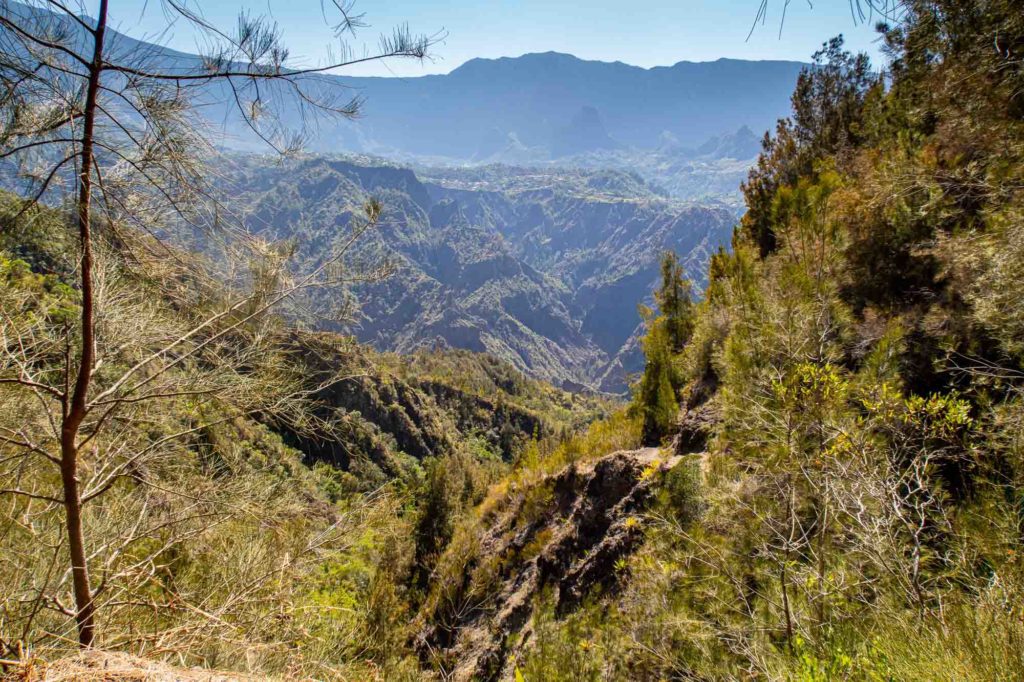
[0,0,431,647]
[633,251,694,446]
[638,322,679,446]
[656,251,695,353]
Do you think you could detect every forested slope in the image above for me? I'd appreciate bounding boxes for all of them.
[419,3,1024,679]
[0,195,608,679]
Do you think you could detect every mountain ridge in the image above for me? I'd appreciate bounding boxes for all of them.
[447,51,805,76]
[216,154,735,392]
[6,1,803,161]
[326,51,804,158]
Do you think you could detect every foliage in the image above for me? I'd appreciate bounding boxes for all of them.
[659,458,704,528]
[635,320,679,446]
[633,250,695,445]
[412,449,495,588]
[517,3,1024,679]
[740,36,880,257]
[654,251,695,353]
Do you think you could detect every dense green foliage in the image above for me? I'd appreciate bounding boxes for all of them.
[634,323,678,446]
[514,3,1024,679]
[0,193,609,679]
[634,251,693,445]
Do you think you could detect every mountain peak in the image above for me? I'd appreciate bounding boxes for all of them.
[551,106,620,158]
[450,51,607,77]
[450,52,807,76]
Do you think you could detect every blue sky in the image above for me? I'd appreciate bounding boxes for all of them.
[97,1,888,77]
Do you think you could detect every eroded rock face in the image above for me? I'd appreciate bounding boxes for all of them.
[417,448,680,681]
[219,155,734,393]
[674,399,720,456]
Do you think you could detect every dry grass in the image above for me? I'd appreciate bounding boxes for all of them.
[2,651,263,682]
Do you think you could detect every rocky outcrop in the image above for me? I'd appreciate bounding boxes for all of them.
[674,398,720,456]
[551,105,621,157]
[417,447,680,681]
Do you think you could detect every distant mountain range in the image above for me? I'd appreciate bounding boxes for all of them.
[11,1,802,163]
[292,51,805,162]
[218,156,735,392]
[4,3,779,389]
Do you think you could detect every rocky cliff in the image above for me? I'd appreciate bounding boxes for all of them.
[416,447,682,681]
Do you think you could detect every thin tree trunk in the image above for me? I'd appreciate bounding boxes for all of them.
[781,560,793,649]
[816,490,829,629]
[60,0,108,648]
[782,480,795,651]
[815,431,828,630]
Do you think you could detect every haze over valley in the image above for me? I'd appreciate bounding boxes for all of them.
[2,5,807,388]
[158,37,802,386]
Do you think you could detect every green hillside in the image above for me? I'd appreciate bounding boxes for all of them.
[490,4,1024,680]
[3,1,1024,681]
[0,193,607,679]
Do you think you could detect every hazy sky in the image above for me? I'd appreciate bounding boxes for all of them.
[94,1,888,77]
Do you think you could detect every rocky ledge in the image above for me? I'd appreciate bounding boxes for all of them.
[418,447,681,681]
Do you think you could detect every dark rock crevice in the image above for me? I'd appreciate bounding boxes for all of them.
[417,447,681,681]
